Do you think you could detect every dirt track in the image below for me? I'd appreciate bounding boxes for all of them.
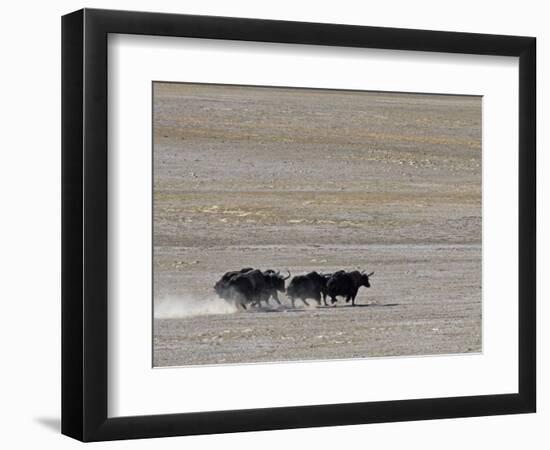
[152,83,481,367]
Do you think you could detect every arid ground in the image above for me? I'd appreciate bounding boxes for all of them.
[152,82,481,367]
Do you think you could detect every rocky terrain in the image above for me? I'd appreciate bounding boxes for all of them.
[152,83,482,367]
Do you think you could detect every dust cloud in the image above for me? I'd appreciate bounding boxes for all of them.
[154,295,238,319]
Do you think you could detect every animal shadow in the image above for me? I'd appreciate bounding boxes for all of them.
[334,303,399,308]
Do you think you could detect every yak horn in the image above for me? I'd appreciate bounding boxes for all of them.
[283,270,291,280]
[367,271,374,277]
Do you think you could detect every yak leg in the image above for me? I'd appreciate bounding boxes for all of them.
[314,293,322,307]
[290,297,296,309]
[351,290,359,306]
[351,288,360,306]
[330,296,337,305]
[302,298,310,306]
[322,292,329,306]
[272,292,282,305]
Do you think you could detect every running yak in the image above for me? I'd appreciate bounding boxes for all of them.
[326,270,374,306]
[261,269,291,306]
[214,268,290,309]
[286,271,334,308]
[214,267,254,298]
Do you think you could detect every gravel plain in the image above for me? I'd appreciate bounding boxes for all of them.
[152,82,482,367]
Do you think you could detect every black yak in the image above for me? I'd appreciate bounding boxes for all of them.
[214,268,290,309]
[214,267,254,298]
[286,271,332,308]
[326,270,374,306]
[214,269,266,309]
[258,270,291,306]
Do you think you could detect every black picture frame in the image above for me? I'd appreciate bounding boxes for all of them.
[62,8,536,442]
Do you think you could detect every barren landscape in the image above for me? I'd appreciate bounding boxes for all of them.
[152,82,481,367]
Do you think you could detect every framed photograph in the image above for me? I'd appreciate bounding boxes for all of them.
[61,8,536,442]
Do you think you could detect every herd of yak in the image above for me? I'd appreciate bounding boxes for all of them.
[214,268,375,309]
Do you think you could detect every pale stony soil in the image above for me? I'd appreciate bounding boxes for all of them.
[152,82,481,367]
